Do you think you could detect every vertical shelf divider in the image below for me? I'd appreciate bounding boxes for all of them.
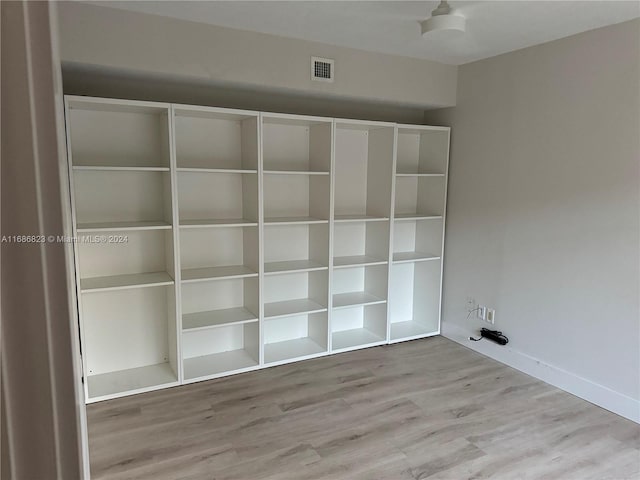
[168,105,183,383]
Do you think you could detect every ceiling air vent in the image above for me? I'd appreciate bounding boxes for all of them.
[311,57,334,83]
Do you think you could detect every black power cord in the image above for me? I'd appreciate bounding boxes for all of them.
[470,328,509,345]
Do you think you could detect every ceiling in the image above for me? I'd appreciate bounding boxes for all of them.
[92,1,640,65]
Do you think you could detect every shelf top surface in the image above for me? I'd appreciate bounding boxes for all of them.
[264,259,328,274]
[180,218,258,228]
[77,221,172,232]
[332,291,386,309]
[333,255,388,268]
[182,306,258,331]
[81,271,174,292]
[264,298,327,319]
[181,265,258,282]
[264,216,329,225]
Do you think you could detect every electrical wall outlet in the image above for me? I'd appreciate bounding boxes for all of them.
[487,309,495,324]
[478,305,487,320]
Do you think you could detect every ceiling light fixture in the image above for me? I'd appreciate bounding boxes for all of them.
[421,0,466,36]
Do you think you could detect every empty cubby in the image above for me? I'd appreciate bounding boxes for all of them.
[396,127,449,175]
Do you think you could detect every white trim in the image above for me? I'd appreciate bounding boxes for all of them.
[442,322,640,424]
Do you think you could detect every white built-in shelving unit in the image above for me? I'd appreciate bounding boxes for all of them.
[65,96,449,403]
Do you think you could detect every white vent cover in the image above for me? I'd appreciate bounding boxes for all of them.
[311,56,334,83]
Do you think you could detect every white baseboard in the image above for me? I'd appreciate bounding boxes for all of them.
[442,322,640,424]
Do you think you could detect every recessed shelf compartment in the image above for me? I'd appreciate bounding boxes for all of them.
[396,126,450,176]
[262,114,332,173]
[66,98,170,169]
[334,121,394,221]
[333,221,390,269]
[180,226,259,282]
[73,170,173,226]
[394,175,446,219]
[393,218,443,264]
[263,174,330,223]
[264,312,328,364]
[174,107,259,171]
[332,264,388,308]
[82,285,178,399]
[389,260,441,341]
[264,223,329,275]
[264,270,328,319]
[181,277,259,331]
[78,229,175,292]
[182,323,259,380]
[331,303,387,352]
[178,170,258,225]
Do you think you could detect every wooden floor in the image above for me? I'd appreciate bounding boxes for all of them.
[88,337,640,479]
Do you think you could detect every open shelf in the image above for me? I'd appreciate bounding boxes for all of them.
[77,229,176,292]
[333,292,386,309]
[179,218,257,228]
[181,277,259,330]
[81,271,174,292]
[262,114,332,173]
[394,175,446,219]
[390,320,437,340]
[183,349,258,380]
[334,121,394,222]
[264,223,329,275]
[73,170,173,226]
[76,221,171,232]
[73,166,170,172]
[332,263,387,307]
[182,322,259,380]
[332,328,384,351]
[265,260,327,275]
[87,363,177,400]
[263,170,329,175]
[263,174,330,223]
[331,303,387,352]
[265,298,327,319]
[389,260,441,341]
[180,226,259,282]
[66,98,171,169]
[264,312,328,363]
[394,213,442,221]
[177,168,257,174]
[183,307,258,331]
[393,218,444,264]
[174,107,259,171]
[177,170,258,225]
[333,221,390,269]
[181,265,257,282]
[82,285,178,399]
[264,270,328,319]
[333,255,388,269]
[264,216,328,225]
[334,214,388,223]
[396,126,449,176]
[393,252,441,264]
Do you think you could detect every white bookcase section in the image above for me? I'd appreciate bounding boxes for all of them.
[65,97,449,402]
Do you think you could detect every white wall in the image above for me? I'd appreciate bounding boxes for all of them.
[426,19,640,422]
[57,1,456,110]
